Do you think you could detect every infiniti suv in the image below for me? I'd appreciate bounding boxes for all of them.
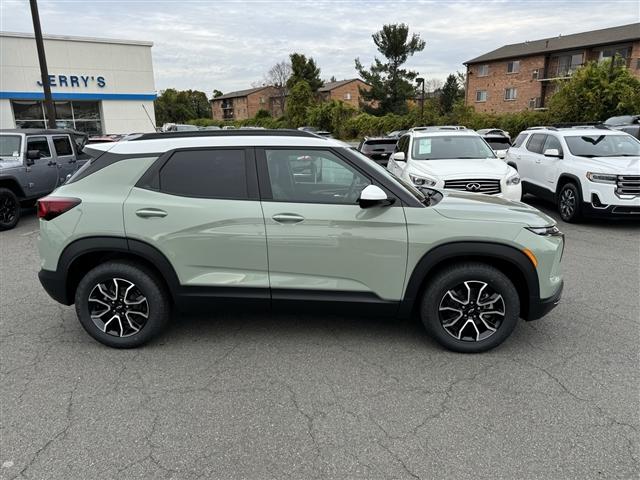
[37,130,563,353]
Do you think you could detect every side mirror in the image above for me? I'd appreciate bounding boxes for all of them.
[496,150,507,159]
[358,185,395,209]
[391,151,405,162]
[26,149,41,165]
[543,148,562,158]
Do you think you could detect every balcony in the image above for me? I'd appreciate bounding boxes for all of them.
[535,65,583,81]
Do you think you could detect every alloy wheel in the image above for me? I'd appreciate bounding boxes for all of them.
[0,194,17,225]
[88,278,149,337]
[559,188,576,219]
[438,280,505,342]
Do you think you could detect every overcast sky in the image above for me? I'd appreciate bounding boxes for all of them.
[1,0,637,97]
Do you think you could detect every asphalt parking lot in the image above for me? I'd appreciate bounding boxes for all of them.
[1,199,638,480]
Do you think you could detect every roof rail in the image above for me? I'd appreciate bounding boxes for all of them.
[130,129,320,141]
[526,126,558,131]
[409,125,467,132]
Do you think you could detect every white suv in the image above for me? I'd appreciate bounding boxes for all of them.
[387,129,522,201]
[505,127,640,222]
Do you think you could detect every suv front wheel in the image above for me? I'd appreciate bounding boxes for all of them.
[75,261,170,348]
[420,263,520,353]
[557,182,582,223]
[0,188,20,231]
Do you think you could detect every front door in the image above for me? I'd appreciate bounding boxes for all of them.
[123,148,269,298]
[24,136,58,197]
[521,133,547,189]
[258,147,408,303]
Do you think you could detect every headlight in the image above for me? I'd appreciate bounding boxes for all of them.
[526,225,563,236]
[408,173,437,187]
[586,172,617,184]
[506,173,521,185]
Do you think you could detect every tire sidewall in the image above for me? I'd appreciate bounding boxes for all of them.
[75,262,169,348]
[421,264,520,353]
[0,188,20,231]
[558,182,581,223]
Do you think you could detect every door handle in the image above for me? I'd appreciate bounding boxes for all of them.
[272,213,304,224]
[136,208,168,218]
[535,158,542,164]
[47,160,57,166]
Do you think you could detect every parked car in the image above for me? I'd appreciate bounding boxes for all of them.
[387,128,522,201]
[477,130,512,159]
[506,126,640,222]
[200,126,221,131]
[36,129,563,353]
[386,130,408,138]
[357,137,398,166]
[297,126,318,133]
[221,125,236,130]
[0,129,89,230]
[604,115,640,139]
[161,123,199,132]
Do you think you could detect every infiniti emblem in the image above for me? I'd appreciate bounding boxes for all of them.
[466,182,482,192]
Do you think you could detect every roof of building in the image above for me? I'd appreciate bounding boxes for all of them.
[212,86,272,101]
[465,23,640,64]
[319,79,366,92]
[0,31,153,47]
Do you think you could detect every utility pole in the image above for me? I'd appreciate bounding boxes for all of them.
[29,0,56,129]
[416,77,425,123]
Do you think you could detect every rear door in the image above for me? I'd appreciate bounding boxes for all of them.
[124,147,269,299]
[52,135,77,184]
[257,147,408,304]
[24,136,58,197]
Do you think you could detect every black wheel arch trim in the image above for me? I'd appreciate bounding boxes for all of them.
[399,241,542,320]
[0,176,27,198]
[556,173,583,196]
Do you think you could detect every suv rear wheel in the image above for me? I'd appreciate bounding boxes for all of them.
[558,182,582,223]
[420,263,520,353]
[0,188,20,231]
[75,261,170,348]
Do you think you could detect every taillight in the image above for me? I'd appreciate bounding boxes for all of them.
[37,197,81,221]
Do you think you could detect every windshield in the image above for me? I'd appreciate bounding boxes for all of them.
[0,135,22,161]
[345,148,426,202]
[412,135,496,160]
[604,115,635,126]
[361,139,397,152]
[564,135,640,157]
[485,138,511,149]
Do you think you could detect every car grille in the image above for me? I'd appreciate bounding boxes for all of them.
[616,175,640,196]
[444,179,501,195]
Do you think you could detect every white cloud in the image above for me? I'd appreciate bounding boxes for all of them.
[1,0,636,96]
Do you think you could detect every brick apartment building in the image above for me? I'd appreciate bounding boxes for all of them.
[210,78,370,121]
[464,23,640,113]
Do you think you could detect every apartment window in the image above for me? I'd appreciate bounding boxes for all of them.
[478,65,489,76]
[504,88,517,101]
[507,60,520,74]
[598,46,630,60]
[475,90,487,102]
[260,96,266,104]
[344,92,352,100]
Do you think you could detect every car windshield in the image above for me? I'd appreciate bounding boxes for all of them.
[604,115,635,126]
[0,135,22,161]
[564,135,640,157]
[412,135,496,160]
[345,148,426,203]
[362,139,397,152]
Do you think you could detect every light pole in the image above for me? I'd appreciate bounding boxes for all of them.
[416,77,425,123]
[29,0,56,129]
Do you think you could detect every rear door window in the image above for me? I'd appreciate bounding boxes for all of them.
[526,134,547,154]
[512,133,528,148]
[53,136,73,156]
[159,149,249,199]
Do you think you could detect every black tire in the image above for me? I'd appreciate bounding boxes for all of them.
[557,182,582,223]
[0,188,20,231]
[420,263,520,353]
[74,261,170,348]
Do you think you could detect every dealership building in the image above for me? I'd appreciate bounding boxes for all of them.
[0,31,157,134]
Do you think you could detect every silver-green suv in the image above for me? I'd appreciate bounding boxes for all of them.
[37,130,564,352]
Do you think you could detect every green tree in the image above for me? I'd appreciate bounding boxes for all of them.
[548,58,640,122]
[287,53,323,92]
[439,74,463,115]
[154,88,211,125]
[307,100,357,137]
[212,89,223,98]
[355,23,426,115]
[285,80,314,127]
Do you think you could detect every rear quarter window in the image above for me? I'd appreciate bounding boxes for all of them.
[512,133,528,148]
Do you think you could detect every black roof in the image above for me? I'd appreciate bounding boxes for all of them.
[130,129,321,141]
[466,23,640,64]
[0,128,86,136]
